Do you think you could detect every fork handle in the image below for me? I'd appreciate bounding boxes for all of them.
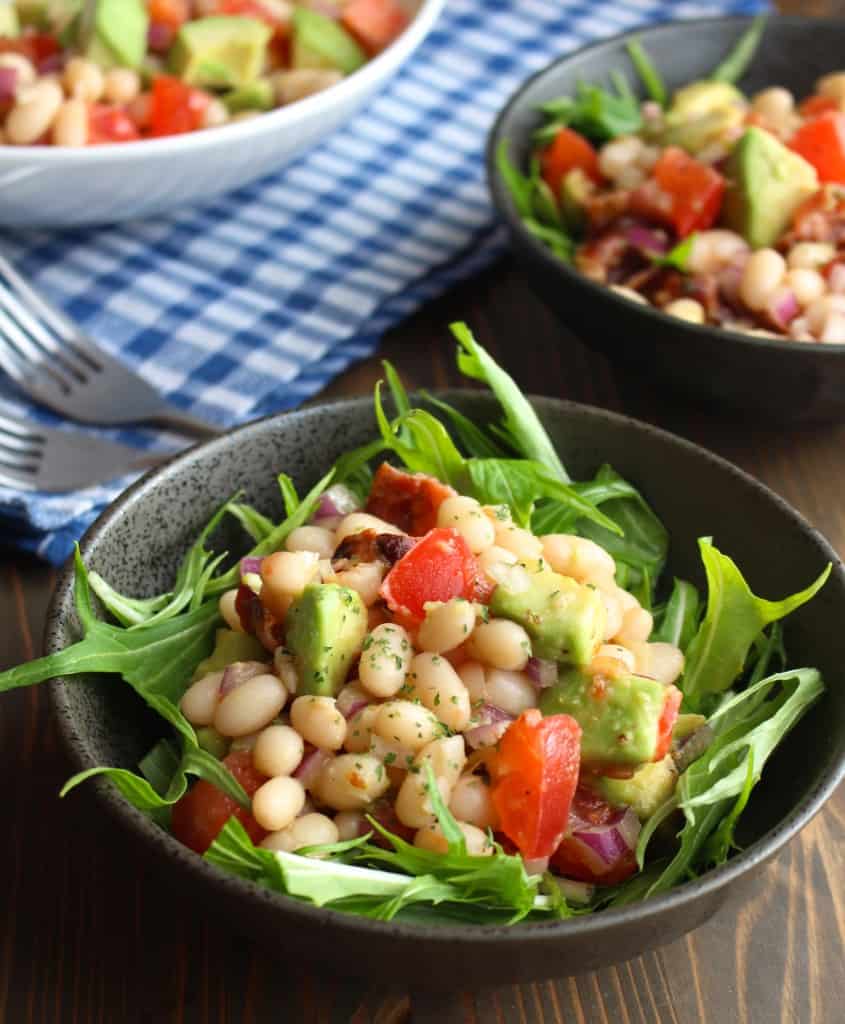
[150,411,226,440]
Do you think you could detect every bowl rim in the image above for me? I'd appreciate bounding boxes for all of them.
[0,0,446,164]
[45,392,845,946]
[486,12,845,357]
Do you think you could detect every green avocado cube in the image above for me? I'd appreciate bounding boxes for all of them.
[540,669,667,769]
[79,0,148,70]
[722,127,818,248]
[222,77,274,114]
[291,7,366,75]
[0,5,20,35]
[489,567,605,667]
[597,755,678,821]
[191,628,267,681]
[286,583,367,697]
[170,16,272,89]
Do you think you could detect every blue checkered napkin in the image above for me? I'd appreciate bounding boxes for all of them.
[0,0,767,566]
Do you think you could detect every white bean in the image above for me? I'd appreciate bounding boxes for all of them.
[589,644,636,679]
[475,544,518,584]
[740,249,786,312]
[750,87,794,126]
[274,68,342,104]
[259,812,338,854]
[437,495,495,553]
[806,294,845,335]
[597,586,623,642]
[436,495,479,525]
[613,606,653,647]
[334,810,367,841]
[213,674,288,737]
[285,525,335,559]
[395,772,449,829]
[418,598,476,653]
[414,821,493,856]
[0,54,35,89]
[344,704,380,753]
[6,79,63,145]
[334,512,402,544]
[541,534,616,584]
[260,550,320,618]
[664,298,705,324]
[688,230,748,275]
[51,98,88,147]
[610,285,648,304]
[817,71,845,102]
[313,753,390,810]
[821,312,845,343]
[415,735,466,789]
[103,67,141,105]
[457,660,487,703]
[598,135,644,180]
[787,268,826,307]
[252,775,306,831]
[467,619,531,671]
[646,642,685,685]
[787,242,836,270]
[290,696,346,750]
[180,670,224,726]
[374,700,441,753]
[449,774,499,829]
[494,522,543,561]
[407,653,471,730]
[333,560,384,606]
[483,668,537,715]
[253,724,305,777]
[272,648,299,696]
[63,57,104,102]
[359,622,411,697]
[202,97,229,129]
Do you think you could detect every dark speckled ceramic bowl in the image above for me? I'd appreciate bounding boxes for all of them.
[45,395,845,985]
[488,16,845,422]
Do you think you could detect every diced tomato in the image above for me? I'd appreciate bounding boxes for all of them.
[365,463,456,535]
[148,0,190,29]
[0,32,59,65]
[149,76,210,137]
[342,0,409,55]
[550,785,637,885]
[380,527,484,625]
[799,95,840,119]
[88,105,141,145]
[631,147,725,236]
[171,751,267,854]
[789,111,845,183]
[490,709,581,860]
[652,685,682,762]
[215,0,291,32]
[540,127,602,195]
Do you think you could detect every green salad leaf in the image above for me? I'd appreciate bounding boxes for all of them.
[651,233,697,273]
[653,578,702,651]
[225,501,275,543]
[709,15,768,85]
[682,539,830,702]
[539,78,642,143]
[625,37,667,106]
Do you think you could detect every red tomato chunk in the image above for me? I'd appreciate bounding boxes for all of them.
[171,751,267,854]
[149,76,209,137]
[790,111,845,183]
[541,127,602,195]
[365,463,455,535]
[490,709,581,860]
[342,0,410,55]
[631,147,725,237]
[88,105,140,145]
[653,685,682,763]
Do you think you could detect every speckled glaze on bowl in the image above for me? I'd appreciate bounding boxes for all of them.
[488,16,845,422]
[45,395,845,985]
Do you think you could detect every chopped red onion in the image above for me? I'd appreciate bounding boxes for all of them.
[148,21,175,52]
[312,483,360,522]
[555,878,595,905]
[336,684,371,720]
[240,556,263,577]
[219,660,270,696]
[526,657,557,690]
[37,53,65,75]
[569,807,640,875]
[767,288,800,330]
[0,67,17,102]
[522,856,549,876]
[464,703,514,749]
[293,747,332,789]
[625,224,669,254]
[717,263,744,304]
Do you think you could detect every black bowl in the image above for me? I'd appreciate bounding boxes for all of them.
[488,16,845,422]
[45,395,845,985]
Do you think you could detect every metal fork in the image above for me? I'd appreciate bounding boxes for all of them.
[0,253,222,439]
[0,412,173,492]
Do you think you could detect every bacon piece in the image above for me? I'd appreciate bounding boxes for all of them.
[365,463,456,535]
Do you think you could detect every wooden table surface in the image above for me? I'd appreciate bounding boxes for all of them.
[3,4,845,1022]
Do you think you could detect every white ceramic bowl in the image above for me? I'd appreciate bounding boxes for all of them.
[0,0,444,228]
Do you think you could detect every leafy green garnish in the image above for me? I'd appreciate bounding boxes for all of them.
[653,578,701,652]
[225,501,275,543]
[625,37,667,106]
[539,78,642,143]
[682,539,830,702]
[651,233,697,273]
[709,15,768,85]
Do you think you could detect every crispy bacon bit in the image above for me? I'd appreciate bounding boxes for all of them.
[366,463,456,535]
[584,188,633,231]
[333,528,416,566]
[235,583,284,652]
[376,533,417,565]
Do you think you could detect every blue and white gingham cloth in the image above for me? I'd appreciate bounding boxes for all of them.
[0,0,766,565]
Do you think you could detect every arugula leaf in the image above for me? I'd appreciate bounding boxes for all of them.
[653,579,701,651]
[139,738,181,795]
[452,323,569,482]
[640,667,823,892]
[710,15,767,84]
[682,540,830,701]
[277,473,300,519]
[539,79,642,143]
[700,749,754,868]
[652,233,696,273]
[226,501,275,543]
[495,137,534,220]
[333,438,384,501]
[625,37,667,106]
[420,393,508,459]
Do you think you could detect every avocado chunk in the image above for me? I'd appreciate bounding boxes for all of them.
[672,712,706,743]
[0,4,20,35]
[662,80,747,154]
[286,583,367,696]
[597,755,678,821]
[223,78,274,114]
[292,7,366,75]
[722,127,818,248]
[170,16,272,89]
[540,669,667,769]
[489,568,605,667]
[77,0,148,70]
[195,726,230,760]
[192,628,267,681]
[560,168,594,232]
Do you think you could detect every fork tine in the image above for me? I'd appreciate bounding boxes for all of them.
[0,281,92,381]
[0,306,77,393]
[0,332,27,382]
[0,411,42,440]
[0,252,103,369]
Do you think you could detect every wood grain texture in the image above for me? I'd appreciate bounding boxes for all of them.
[3,4,845,1021]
